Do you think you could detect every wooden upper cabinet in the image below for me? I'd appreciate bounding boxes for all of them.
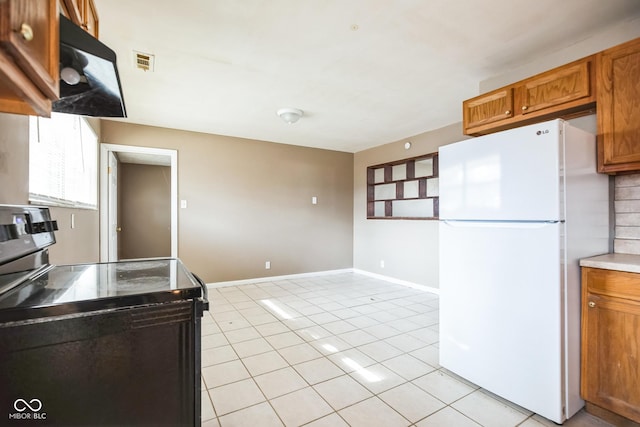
[463,87,513,130]
[581,267,640,424]
[60,0,82,25]
[463,56,596,136]
[61,0,98,38]
[0,0,59,116]
[597,37,640,174]
[82,0,98,38]
[519,60,592,115]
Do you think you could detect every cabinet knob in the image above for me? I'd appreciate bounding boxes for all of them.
[505,110,511,115]
[20,23,34,42]
[521,105,529,111]
[588,301,596,308]
[116,227,122,232]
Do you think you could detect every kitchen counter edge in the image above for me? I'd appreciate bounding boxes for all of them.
[580,253,640,274]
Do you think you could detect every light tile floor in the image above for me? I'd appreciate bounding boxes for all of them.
[200,273,614,427]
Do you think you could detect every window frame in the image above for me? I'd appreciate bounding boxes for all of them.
[28,113,99,210]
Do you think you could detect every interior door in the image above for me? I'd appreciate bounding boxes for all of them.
[108,151,119,261]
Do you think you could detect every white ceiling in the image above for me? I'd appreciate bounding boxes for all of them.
[96,0,640,153]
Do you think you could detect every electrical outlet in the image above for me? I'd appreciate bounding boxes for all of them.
[380,260,385,268]
[265,261,271,270]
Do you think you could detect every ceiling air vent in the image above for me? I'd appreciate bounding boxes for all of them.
[133,51,155,72]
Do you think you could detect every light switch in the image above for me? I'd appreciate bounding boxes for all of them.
[312,196,317,205]
[180,200,187,209]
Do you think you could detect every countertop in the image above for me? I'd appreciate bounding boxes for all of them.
[580,253,640,274]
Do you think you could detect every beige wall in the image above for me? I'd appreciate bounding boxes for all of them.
[0,114,29,203]
[0,113,100,265]
[353,123,467,288]
[101,121,354,282]
[119,163,171,260]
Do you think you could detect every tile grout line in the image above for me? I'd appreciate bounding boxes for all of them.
[206,277,440,426]
[204,274,548,427]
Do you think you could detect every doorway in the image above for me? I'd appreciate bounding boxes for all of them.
[100,144,178,262]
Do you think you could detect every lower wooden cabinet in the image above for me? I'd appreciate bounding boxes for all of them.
[581,267,640,424]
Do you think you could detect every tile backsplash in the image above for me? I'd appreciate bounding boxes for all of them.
[614,174,640,255]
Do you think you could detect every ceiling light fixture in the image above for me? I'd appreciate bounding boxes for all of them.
[277,108,303,124]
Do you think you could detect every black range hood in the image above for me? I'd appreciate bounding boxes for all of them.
[52,15,127,118]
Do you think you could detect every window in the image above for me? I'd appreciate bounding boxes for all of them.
[367,152,439,220]
[29,113,98,209]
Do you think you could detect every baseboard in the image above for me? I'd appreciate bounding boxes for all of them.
[206,268,440,296]
[206,268,354,288]
[352,269,440,295]
[584,402,640,427]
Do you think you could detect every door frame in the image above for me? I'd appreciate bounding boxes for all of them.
[99,143,178,262]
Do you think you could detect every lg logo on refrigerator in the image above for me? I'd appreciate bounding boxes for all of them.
[536,129,550,135]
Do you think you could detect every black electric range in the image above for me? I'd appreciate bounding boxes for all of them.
[0,205,208,426]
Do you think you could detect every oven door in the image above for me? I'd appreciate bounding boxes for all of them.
[1,299,200,426]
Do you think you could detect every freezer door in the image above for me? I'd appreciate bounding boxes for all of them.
[439,220,575,423]
[439,120,563,221]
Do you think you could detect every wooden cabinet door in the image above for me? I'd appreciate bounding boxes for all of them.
[463,87,514,134]
[597,38,640,173]
[0,0,58,99]
[581,268,640,423]
[462,56,596,136]
[82,0,99,38]
[0,0,58,116]
[519,59,593,116]
[61,0,82,25]
[61,0,98,38]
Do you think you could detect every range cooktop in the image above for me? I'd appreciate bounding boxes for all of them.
[0,258,203,322]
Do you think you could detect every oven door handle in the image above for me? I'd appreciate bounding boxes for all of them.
[190,273,209,313]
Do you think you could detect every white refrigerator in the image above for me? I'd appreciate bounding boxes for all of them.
[438,119,609,423]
